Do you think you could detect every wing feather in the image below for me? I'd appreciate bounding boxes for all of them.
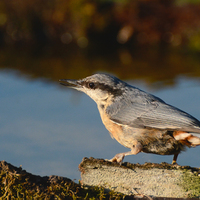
[106,87,200,134]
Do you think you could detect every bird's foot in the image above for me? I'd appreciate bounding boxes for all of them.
[108,153,125,163]
[172,160,176,165]
[171,160,179,166]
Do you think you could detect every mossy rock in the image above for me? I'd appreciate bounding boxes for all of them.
[79,157,200,198]
[0,160,124,199]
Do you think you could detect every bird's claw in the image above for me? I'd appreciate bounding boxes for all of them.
[108,153,125,164]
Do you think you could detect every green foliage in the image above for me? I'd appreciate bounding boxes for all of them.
[188,31,200,51]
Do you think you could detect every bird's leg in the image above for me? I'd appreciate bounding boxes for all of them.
[172,153,179,165]
[109,143,142,163]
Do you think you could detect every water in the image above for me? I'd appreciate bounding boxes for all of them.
[1,70,200,181]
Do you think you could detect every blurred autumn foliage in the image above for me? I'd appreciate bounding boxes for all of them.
[1,0,200,85]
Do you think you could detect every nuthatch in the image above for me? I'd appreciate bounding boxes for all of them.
[60,73,200,164]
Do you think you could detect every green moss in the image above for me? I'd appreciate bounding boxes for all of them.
[0,165,125,199]
[181,169,200,198]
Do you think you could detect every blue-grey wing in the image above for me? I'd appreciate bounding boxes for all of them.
[106,89,200,133]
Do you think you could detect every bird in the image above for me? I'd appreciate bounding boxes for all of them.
[59,73,200,164]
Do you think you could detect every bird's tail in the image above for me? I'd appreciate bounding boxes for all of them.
[173,131,200,147]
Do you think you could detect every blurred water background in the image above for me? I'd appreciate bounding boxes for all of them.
[0,0,200,181]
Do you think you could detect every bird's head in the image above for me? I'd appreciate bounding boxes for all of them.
[59,73,125,103]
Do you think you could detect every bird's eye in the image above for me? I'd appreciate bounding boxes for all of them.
[88,82,95,89]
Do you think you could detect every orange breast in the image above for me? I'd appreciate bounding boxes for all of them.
[101,111,123,143]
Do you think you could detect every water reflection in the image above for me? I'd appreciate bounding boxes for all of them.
[0,70,199,181]
[1,46,200,87]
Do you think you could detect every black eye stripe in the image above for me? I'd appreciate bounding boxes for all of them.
[82,81,123,96]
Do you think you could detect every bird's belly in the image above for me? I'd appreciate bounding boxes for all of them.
[101,113,133,148]
[123,127,185,155]
[99,109,185,155]
[103,117,184,155]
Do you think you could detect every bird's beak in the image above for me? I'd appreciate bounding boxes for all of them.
[59,79,82,90]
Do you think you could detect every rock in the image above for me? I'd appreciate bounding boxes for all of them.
[79,157,200,198]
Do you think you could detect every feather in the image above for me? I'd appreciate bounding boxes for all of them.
[106,86,200,134]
